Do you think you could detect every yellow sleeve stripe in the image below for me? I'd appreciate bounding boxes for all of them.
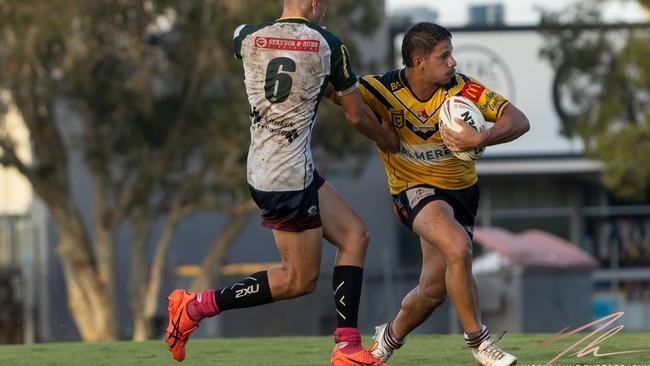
[495,100,510,121]
[341,45,350,79]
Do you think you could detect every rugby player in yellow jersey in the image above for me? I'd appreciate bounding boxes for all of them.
[357,23,529,366]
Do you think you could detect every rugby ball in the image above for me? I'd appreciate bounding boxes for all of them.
[439,96,487,161]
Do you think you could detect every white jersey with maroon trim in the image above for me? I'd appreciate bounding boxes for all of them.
[234,18,357,192]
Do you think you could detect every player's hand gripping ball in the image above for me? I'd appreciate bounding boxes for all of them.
[439,95,487,161]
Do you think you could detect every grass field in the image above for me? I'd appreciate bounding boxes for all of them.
[1,333,649,365]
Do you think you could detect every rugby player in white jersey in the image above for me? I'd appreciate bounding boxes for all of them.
[165,1,399,365]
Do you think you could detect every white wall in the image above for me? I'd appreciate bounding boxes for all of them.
[452,30,583,156]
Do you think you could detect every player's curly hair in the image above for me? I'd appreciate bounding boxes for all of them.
[401,22,452,67]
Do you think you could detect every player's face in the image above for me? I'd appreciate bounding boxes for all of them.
[422,39,457,86]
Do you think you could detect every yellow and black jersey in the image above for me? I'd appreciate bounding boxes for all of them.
[358,70,509,194]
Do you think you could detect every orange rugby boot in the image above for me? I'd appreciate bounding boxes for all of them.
[330,345,389,366]
[166,290,199,362]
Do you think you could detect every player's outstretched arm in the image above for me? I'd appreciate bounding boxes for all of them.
[479,103,530,147]
[340,90,400,153]
[441,103,530,152]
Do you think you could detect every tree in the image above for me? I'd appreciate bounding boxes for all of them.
[539,0,650,201]
[0,0,384,341]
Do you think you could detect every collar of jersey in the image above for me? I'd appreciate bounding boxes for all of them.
[276,17,312,24]
[399,68,440,103]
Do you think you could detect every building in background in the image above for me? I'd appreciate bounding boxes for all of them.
[386,0,649,27]
[390,6,438,24]
[469,4,505,26]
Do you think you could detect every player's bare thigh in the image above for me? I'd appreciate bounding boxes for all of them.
[318,181,369,267]
[412,200,471,258]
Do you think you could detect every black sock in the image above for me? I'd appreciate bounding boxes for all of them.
[332,265,363,328]
[213,271,274,311]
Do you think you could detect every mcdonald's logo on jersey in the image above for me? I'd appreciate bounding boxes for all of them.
[390,109,405,129]
[461,80,486,103]
[416,109,429,120]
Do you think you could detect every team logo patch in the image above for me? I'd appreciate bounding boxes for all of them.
[390,109,405,129]
[405,187,436,209]
[405,120,436,141]
[412,124,437,132]
[416,109,429,120]
[461,80,486,103]
[235,284,260,298]
[254,37,320,52]
[307,205,318,216]
[254,37,268,48]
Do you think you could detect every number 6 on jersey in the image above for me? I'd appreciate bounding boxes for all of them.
[265,57,296,104]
